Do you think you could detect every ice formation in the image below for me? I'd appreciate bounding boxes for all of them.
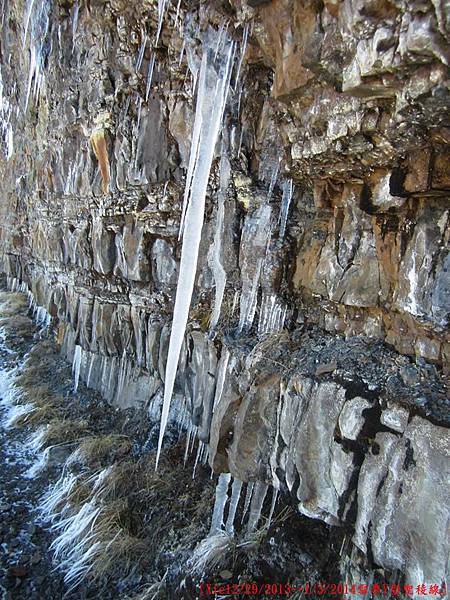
[225,478,242,535]
[23,0,51,111]
[246,481,268,533]
[72,345,82,392]
[210,472,231,534]
[241,481,254,524]
[208,150,231,331]
[238,205,272,333]
[156,33,235,468]
[0,70,14,161]
[258,293,287,335]
[267,487,278,529]
[279,178,293,239]
[135,32,147,71]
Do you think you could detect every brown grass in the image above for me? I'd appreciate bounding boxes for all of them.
[26,339,57,358]
[18,384,64,407]
[38,418,90,448]
[0,292,29,316]
[12,403,61,427]
[74,434,132,468]
[89,501,149,579]
[53,442,215,586]
[0,314,34,336]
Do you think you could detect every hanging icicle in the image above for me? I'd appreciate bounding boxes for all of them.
[71,1,79,50]
[72,345,82,393]
[279,178,293,239]
[234,23,249,90]
[246,481,268,533]
[145,54,156,101]
[210,473,231,534]
[225,478,242,535]
[238,205,272,333]
[155,33,235,469]
[192,441,204,479]
[257,293,286,335]
[241,481,254,524]
[208,149,231,331]
[156,0,168,46]
[135,32,147,71]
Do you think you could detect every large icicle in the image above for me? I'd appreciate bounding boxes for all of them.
[241,481,254,524]
[210,473,231,534]
[246,481,268,533]
[225,478,242,535]
[155,34,235,469]
[178,56,207,239]
[208,150,231,331]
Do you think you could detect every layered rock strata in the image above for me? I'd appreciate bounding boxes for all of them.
[0,0,449,591]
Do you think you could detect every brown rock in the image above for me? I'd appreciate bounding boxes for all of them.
[8,565,27,578]
[315,361,337,376]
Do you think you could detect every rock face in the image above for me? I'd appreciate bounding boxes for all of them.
[0,0,449,590]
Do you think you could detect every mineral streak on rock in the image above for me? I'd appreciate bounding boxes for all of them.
[0,0,449,591]
[90,126,111,195]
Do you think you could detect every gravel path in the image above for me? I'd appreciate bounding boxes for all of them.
[0,298,106,599]
[0,319,71,599]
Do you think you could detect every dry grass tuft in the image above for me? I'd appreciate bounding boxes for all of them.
[16,384,65,408]
[15,368,48,389]
[190,532,235,574]
[47,442,214,588]
[89,502,149,579]
[0,291,29,316]
[123,576,167,600]
[37,418,90,449]
[72,434,132,469]
[0,314,34,336]
[12,403,62,427]
[26,339,57,359]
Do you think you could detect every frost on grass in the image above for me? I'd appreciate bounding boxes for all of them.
[40,443,215,590]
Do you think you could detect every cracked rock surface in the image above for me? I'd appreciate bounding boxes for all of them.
[0,0,449,593]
